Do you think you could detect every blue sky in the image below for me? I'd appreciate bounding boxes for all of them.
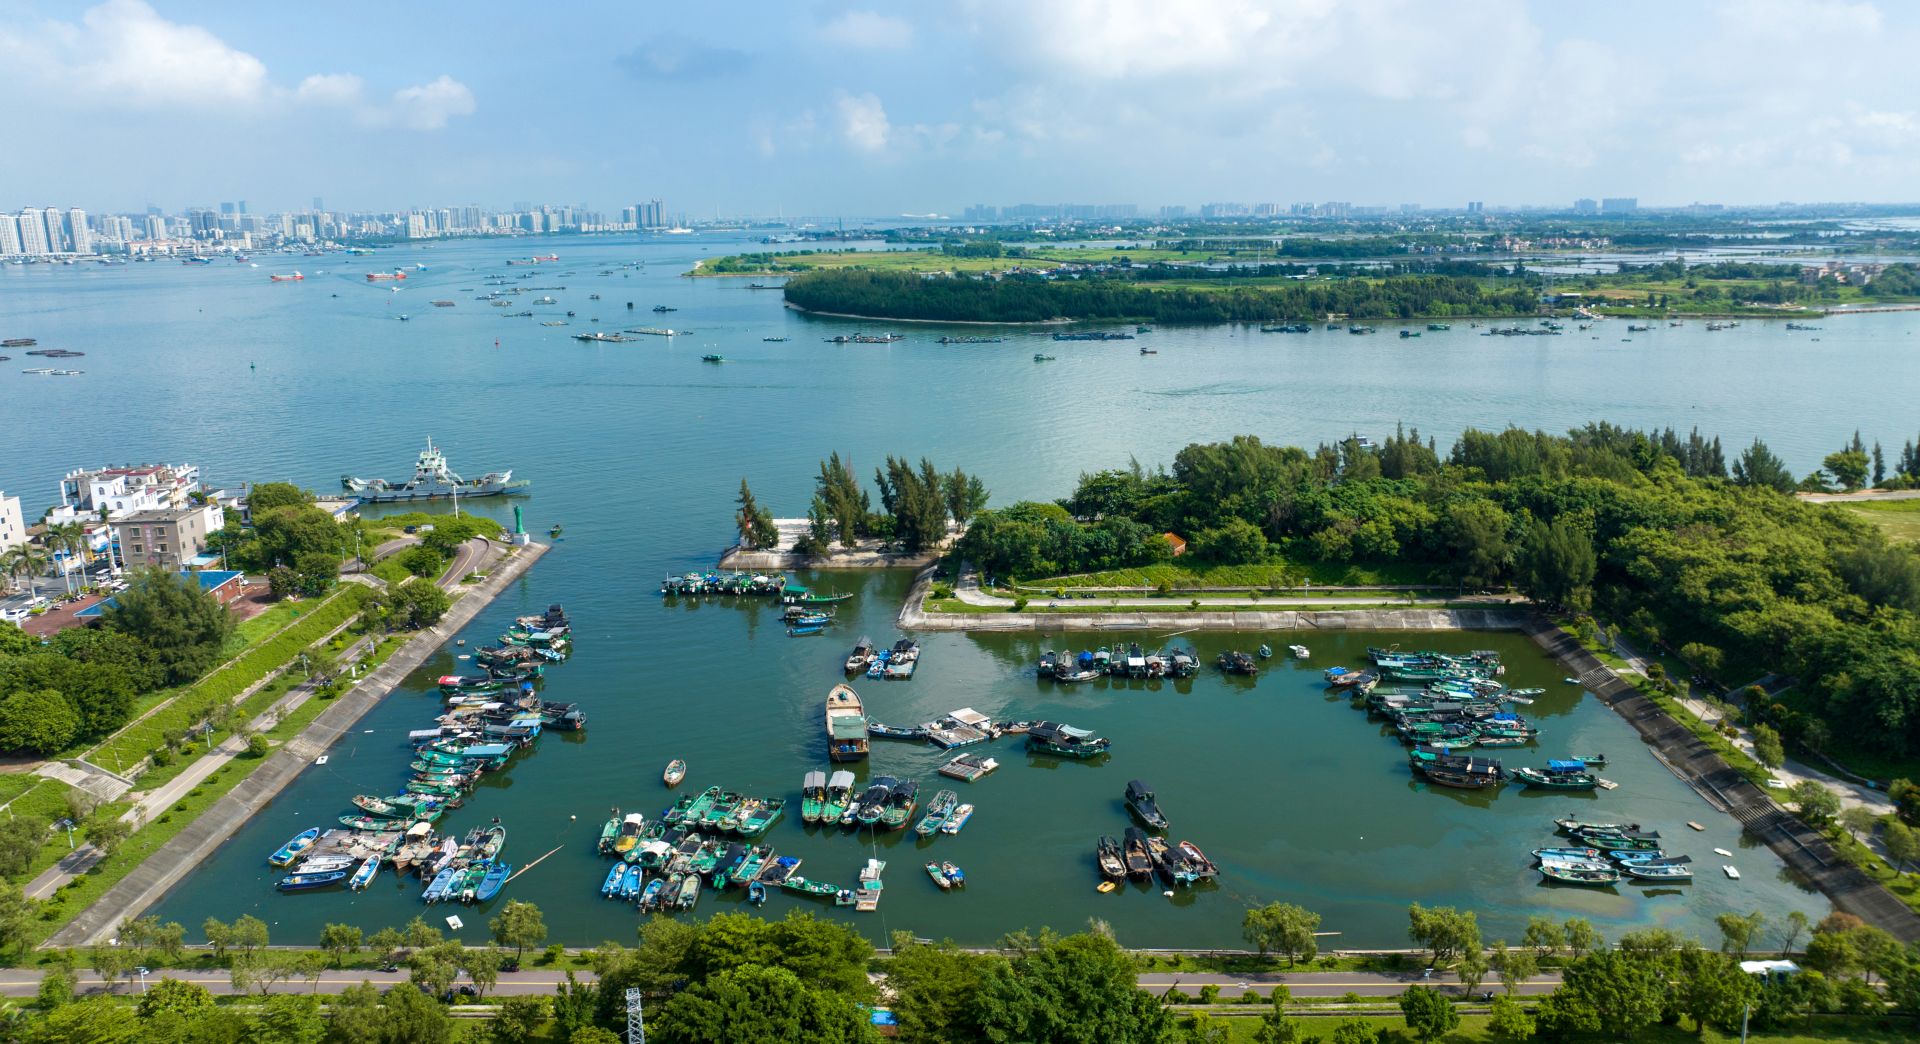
[5,0,1920,215]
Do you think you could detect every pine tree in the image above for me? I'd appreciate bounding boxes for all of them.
[1872,442,1886,487]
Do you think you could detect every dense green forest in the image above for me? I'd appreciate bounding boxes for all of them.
[956,424,1920,757]
[783,268,1542,322]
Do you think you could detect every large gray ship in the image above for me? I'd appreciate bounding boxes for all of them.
[342,438,527,502]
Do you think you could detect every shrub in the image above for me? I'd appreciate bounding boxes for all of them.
[1011,597,1028,612]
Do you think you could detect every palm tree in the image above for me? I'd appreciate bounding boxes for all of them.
[44,521,88,595]
[3,545,49,599]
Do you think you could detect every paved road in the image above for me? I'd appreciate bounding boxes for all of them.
[0,967,1563,1000]
[954,569,1518,610]
[438,538,492,590]
[1799,489,1920,503]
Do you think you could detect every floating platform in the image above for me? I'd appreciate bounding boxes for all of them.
[938,754,1000,782]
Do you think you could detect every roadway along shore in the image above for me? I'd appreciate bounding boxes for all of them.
[45,541,550,948]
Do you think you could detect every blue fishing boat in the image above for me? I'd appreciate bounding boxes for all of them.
[601,863,626,897]
[619,864,644,900]
[475,862,511,902]
[347,858,379,891]
[268,827,320,867]
[748,880,767,906]
[277,869,349,892]
[423,865,458,903]
[638,878,665,911]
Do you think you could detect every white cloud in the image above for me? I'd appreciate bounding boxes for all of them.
[0,0,473,131]
[837,91,891,151]
[820,11,915,49]
[390,76,477,130]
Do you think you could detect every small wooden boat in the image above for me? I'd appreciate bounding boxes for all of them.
[941,862,965,886]
[277,869,349,892]
[637,878,665,910]
[475,861,511,902]
[1538,863,1620,885]
[1175,842,1217,881]
[821,770,856,823]
[700,354,724,363]
[663,759,686,787]
[1513,763,1598,790]
[1122,828,1154,878]
[1555,817,1641,835]
[268,828,321,867]
[347,858,379,891]
[780,876,841,898]
[1125,780,1170,831]
[748,881,767,906]
[422,865,459,903]
[601,864,626,898]
[1097,836,1127,880]
[1572,754,1608,767]
[845,637,875,674]
[941,804,974,834]
[1723,865,1740,879]
[925,861,952,889]
[677,872,702,910]
[1288,644,1309,658]
[1532,847,1603,861]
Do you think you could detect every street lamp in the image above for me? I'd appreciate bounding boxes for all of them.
[136,966,150,993]
[56,818,74,850]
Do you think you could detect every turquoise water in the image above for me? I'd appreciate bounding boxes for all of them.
[1,235,1874,948]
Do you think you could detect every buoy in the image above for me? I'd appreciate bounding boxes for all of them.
[1096,881,1117,893]
[1163,890,1175,898]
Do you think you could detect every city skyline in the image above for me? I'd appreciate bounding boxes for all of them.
[5,1,1920,214]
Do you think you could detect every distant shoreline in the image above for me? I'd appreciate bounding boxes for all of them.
[783,303,1073,326]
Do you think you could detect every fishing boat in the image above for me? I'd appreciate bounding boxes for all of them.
[677,872,702,910]
[736,798,786,837]
[801,771,828,824]
[781,876,842,898]
[1571,754,1608,767]
[621,865,645,901]
[277,869,350,892]
[1574,830,1662,851]
[612,813,647,855]
[1258,644,1273,659]
[881,779,919,831]
[1513,761,1599,790]
[422,865,459,903]
[347,858,380,891]
[1289,644,1309,658]
[1121,828,1155,878]
[915,790,959,837]
[1622,862,1691,882]
[748,881,767,906]
[1216,651,1258,675]
[1409,748,1506,790]
[664,759,686,786]
[941,804,974,835]
[853,777,896,829]
[1532,847,1604,861]
[601,864,626,898]
[268,828,321,867]
[845,637,875,674]
[826,684,870,762]
[1538,862,1621,885]
[1097,836,1127,880]
[1554,817,1641,835]
[926,861,952,889]
[942,862,965,887]
[637,878,666,910]
[1125,780,1170,831]
[1026,721,1112,759]
[1176,842,1218,881]
[821,770,856,824]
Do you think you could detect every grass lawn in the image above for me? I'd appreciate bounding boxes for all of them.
[1024,560,1444,590]
[691,249,1058,277]
[1193,1011,1915,1043]
[1837,499,1920,544]
[924,597,1470,616]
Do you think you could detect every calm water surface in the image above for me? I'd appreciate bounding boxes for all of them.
[3,235,1888,947]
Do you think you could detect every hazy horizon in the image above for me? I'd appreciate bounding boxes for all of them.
[6,0,1920,215]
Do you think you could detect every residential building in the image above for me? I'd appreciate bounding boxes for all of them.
[110,502,225,571]
[75,570,247,622]
[51,463,204,524]
[0,492,24,555]
[65,208,90,253]
[1601,197,1638,214]
[15,208,49,254]
[1573,198,1598,214]
[1466,201,1484,214]
[0,214,18,255]
[636,199,665,228]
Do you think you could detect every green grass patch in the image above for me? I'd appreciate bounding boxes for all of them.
[1837,499,1920,544]
[926,597,1475,615]
[1022,560,1443,591]
[691,249,1059,277]
[88,585,369,775]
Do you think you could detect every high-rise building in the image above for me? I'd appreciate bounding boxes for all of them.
[1159,205,1187,219]
[143,214,166,240]
[1466,201,1484,214]
[65,208,90,253]
[636,199,665,228]
[0,214,19,255]
[1573,198,1598,214]
[16,208,49,254]
[1601,197,1638,214]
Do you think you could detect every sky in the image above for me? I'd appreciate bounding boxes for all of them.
[4,0,1920,216]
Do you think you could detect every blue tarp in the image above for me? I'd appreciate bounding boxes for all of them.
[1546,759,1586,772]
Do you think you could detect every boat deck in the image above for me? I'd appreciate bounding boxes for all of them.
[938,754,1000,782]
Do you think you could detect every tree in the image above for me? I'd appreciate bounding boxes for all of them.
[387,580,452,630]
[884,940,996,1044]
[736,479,780,550]
[24,996,140,1043]
[1752,723,1785,768]
[1672,945,1758,1033]
[100,568,233,684]
[320,923,363,967]
[1,544,48,598]
[1562,918,1599,958]
[82,810,131,856]
[1885,820,1920,871]
[397,545,443,578]
[137,977,213,1021]
[974,930,1170,1044]
[1839,805,1879,842]
[1517,517,1598,609]
[267,565,301,599]
[381,981,455,1044]
[1786,781,1840,825]
[1733,438,1795,492]
[945,468,990,524]
[1447,499,1513,589]
[552,971,598,1036]
[652,963,877,1044]
[0,688,81,755]
[1777,910,1811,956]
[1491,940,1537,995]
[408,942,462,997]
[1486,993,1534,1041]
[1538,950,1665,1039]
[464,946,504,999]
[250,994,325,1044]
[1193,518,1268,564]
[1327,1017,1380,1044]
[1399,985,1459,1041]
[1456,946,1490,995]
[368,926,406,965]
[1250,1003,1300,1044]
[1407,903,1479,963]
[1716,910,1766,958]
[569,1029,623,1044]
[490,900,547,960]
[1824,449,1870,492]
[1241,902,1320,966]
[489,996,552,1044]
[247,482,316,513]
[1521,916,1564,960]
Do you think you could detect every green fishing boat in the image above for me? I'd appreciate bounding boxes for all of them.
[699,791,744,830]
[780,876,840,898]
[339,815,405,831]
[736,798,786,837]
[1513,762,1598,790]
[915,790,959,837]
[1026,721,1112,759]
[1471,733,1530,748]
[801,771,827,824]
[1538,862,1620,885]
[820,770,855,824]
[727,846,771,887]
[672,786,722,825]
[802,591,854,604]
[597,812,622,853]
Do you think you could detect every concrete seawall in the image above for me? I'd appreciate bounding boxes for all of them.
[47,542,550,947]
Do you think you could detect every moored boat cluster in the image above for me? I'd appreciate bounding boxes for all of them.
[1533,818,1693,886]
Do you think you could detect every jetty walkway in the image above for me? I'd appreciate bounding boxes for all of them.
[46,541,549,947]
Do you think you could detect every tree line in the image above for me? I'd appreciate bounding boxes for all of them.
[957,421,1920,755]
[783,268,1543,323]
[741,455,990,557]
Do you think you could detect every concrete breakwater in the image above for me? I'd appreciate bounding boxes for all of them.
[48,542,549,947]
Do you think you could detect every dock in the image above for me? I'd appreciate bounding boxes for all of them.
[926,708,992,749]
[938,754,1000,782]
